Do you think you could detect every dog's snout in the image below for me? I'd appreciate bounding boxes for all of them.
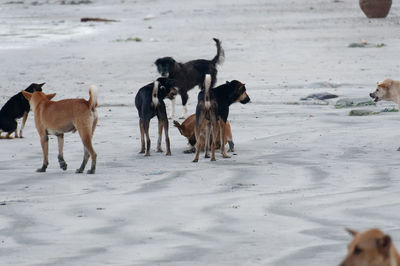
[369,93,375,98]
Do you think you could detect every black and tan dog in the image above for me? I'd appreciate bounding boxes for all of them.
[193,74,219,162]
[0,83,45,139]
[135,77,177,156]
[155,38,224,118]
[213,80,250,158]
[22,86,98,174]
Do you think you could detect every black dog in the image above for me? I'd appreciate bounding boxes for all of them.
[135,77,177,156]
[154,38,224,119]
[0,83,45,139]
[212,80,250,158]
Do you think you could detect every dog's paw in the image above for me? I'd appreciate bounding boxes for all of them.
[205,153,210,158]
[157,148,163,153]
[211,158,216,161]
[87,169,95,174]
[60,162,67,171]
[36,167,46,173]
[145,153,150,157]
[166,151,171,156]
[227,148,234,152]
[139,150,145,154]
[76,168,84,174]
[183,148,195,154]
[192,159,198,163]
[222,154,231,159]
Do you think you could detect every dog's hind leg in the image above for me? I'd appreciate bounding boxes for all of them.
[139,119,145,153]
[163,119,171,156]
[76,130,97,174]
[219,120,230,158]
[192,122,202,163]
[76,148,90,174]
[157,118,163,152]
[204,124,210,158]
[143,120,151,156]
[37,133,49,172]
[57,134,67,171]
[211,123,219,161]
[14,121,19,138]
[19,112,28,138]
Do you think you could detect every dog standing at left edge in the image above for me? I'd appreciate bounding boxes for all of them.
[22,86,99,174]
[0,83,45,139]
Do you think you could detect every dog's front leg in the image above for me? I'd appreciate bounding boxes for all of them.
[169,98,176,119]
[157,118,163,152]
[14,121,19,138]
[139,120,145,153]
[19,112,28,138]
[37,134,49,172]
[163,119,171,156]
[180,92,189,119]
[57,134,67,171]
[219,120,230,158]
[143,120,151,156]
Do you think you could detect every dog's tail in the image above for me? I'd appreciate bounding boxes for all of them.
[173,120,184,135]
[204,74,212,109]
[211,38,224,65]
[88,85,99,110]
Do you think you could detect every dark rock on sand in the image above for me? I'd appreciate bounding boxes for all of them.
[301,92,338,101]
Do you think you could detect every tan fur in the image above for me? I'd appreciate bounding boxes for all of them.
[22,86,98,174]
[370,78,400,107]
[174,113,233,150]
[340,228,400,266]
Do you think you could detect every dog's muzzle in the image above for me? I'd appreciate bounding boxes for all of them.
[161,72,169,78]
[167,88,178,100]
[241,95,251,104]
[369,92,379,102]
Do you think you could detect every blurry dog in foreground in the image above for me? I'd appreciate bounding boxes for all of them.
[155,38,224,119]
[370,78,400,106]
[22,86,98,174]
[173,113,234,153]
[339,228,400,266]
[193,74,219,162]
[0,83,45,139]
[135,77,177,156]
[369,78,400,150]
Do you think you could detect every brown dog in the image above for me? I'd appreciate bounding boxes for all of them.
[369,78,400,150]
[370,78,400,106]
[340,228,400,266]
[22,86,98,174]
[174,113,234,153]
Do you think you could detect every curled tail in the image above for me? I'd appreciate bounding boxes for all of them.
[211,38,224,65]
[204,74,212,109]
[88,85,98,109]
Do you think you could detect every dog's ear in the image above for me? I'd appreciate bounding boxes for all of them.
[377,235,392,257]
[23,90,35,100]
[46,93,56,100]
[346,228,358,237]
[22,90,32,101]
[39,83,45,87]
[226,81,229,84]
[155,59,160,65]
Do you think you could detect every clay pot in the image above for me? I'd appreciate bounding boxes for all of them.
[359,0,392,18]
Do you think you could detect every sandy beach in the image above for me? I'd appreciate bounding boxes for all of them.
[1,0,400,265]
